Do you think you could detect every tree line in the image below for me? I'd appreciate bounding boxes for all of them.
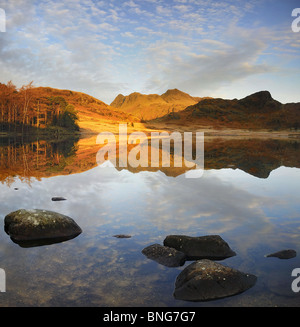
[0,81,79,133]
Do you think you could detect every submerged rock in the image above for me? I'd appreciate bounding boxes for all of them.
[51,197,67,201]
[164,235,236,260]
[142,243,186,267]
[113,234,132,238]
[173,259,257,302]
[4,209,82,247]
[266,249,297,259]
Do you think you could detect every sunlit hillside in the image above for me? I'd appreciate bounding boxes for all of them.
[110,88,211,120]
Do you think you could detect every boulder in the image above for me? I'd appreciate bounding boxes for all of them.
[113,234,132,238]
[142,243,186,267]
[51,197,67,201]
[164,235,236,260]
[4,209,82,247]
[266,249,297,259]
[174,259,257,302]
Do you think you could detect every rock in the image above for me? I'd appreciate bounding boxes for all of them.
[173,259,257,302]
[51,197,67,201]
[113,234,132,238]
[4,209,82,247]
[142,243,186,267]
[266,249,297,259]
[164,235,236,260]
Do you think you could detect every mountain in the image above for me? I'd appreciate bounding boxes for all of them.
[110,88,209,120]
[1,136,299,184]
[161,88,200,105]
[156,90,300,130]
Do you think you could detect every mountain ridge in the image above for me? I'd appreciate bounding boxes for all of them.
[1,82,299,134]
[110,88,210,120]
[155,90,300,130]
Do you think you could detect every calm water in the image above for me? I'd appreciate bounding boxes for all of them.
[0,136,299,307]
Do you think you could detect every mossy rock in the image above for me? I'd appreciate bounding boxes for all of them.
[4,209,82,247]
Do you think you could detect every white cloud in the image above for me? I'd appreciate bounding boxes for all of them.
[156,5,172,16]
[174,4,190,12]
[123,0,139,8]
[121,31,134,38]
[142,25,277,95]
[0,0,299,103]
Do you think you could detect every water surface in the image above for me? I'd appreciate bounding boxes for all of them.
[0,136,299,307]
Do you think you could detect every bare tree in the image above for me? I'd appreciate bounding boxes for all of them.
[19,81,34,133]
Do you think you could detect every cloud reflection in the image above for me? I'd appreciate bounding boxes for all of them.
[0,163,299,306]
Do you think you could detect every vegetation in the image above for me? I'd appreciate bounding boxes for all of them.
[162,91,300,130]
[0,81,79,135]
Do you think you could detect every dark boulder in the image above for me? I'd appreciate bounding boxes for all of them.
[51,197,67,201]
[4,209,82,247]
[174,259,257,302]
[164,235,236,260]
[266,249,297,259]
[142,243,186,267]
[113,234,132,238]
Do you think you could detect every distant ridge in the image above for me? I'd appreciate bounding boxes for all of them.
[110,89,210,120]
[157,90,300,130]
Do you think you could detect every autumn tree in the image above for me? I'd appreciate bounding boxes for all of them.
[19,81,34,132]
[48,96,79,130]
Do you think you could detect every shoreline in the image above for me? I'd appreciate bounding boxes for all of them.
[1,122,300,141]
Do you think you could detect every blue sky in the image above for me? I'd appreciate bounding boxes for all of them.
[0,0,299,104]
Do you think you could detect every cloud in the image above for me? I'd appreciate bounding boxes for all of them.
[0,0,299,103]
[0,0,125,101]
[156,5,172,16]
[142,23,279,95]
[174,4,190,12]
[121,31,134,38]
[123,0,139,8]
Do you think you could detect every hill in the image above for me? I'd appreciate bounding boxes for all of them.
[153,91,300,131]
[0,82,139,136]
[32,87,139,134]
[110,88,210,120]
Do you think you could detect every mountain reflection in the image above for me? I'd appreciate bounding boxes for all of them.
[0,135,299,184]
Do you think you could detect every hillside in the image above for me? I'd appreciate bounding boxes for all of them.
[152,91,300,131]
[110,88,209,120]
[0,82,139,136]
[32,87,139,134]
[2,83,299,135]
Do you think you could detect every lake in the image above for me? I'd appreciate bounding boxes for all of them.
[0,134,299,307]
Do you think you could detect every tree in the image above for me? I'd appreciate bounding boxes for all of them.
[6,81,18,131]
[48,97,79,131]
[58,104,79,131]
[19,81,34,132]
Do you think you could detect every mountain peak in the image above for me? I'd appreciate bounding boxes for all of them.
[242,90,273,102]
[110,94,126,108]
[161,88,197,105]
[240,90,281,111]
[110,88,199,120]
[162,88,181,95]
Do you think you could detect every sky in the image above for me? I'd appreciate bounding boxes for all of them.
[0,0,299,104]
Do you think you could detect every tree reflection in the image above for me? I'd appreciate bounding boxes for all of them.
[0,136,79,185]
